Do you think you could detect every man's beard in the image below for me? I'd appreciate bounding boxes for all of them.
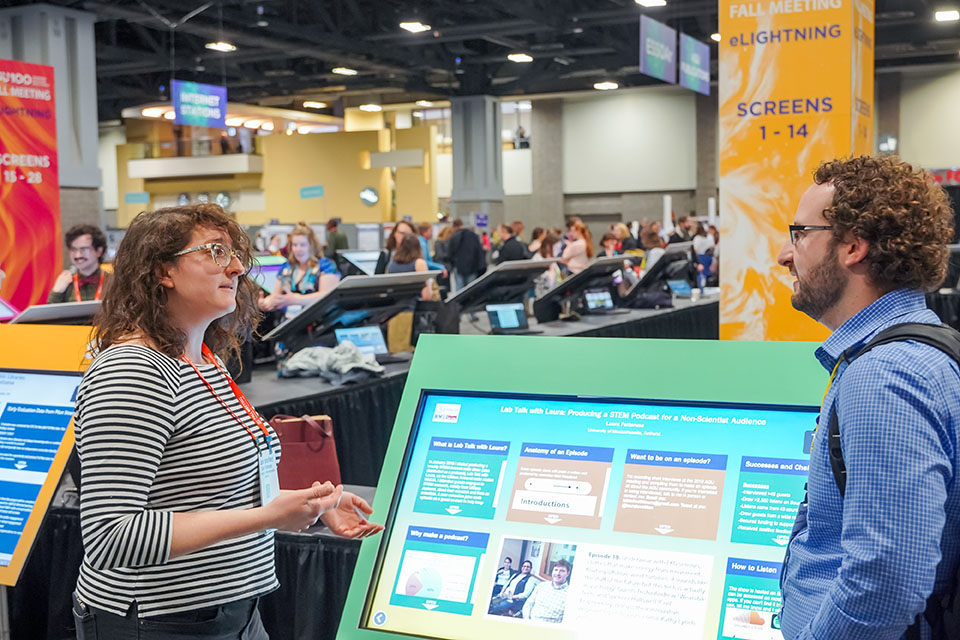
[791,250,848,321]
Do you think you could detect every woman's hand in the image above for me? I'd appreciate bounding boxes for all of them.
[263,482,342,532]
[320,488,384,538]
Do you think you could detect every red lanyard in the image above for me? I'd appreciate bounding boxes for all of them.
[73,271,104,302]
[182,344,272,450]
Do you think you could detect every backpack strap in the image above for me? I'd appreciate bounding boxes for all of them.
[827,323,960,499]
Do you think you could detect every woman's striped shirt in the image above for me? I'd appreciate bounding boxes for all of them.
[74,345,280,617]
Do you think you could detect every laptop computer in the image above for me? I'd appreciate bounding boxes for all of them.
[334,326,410,365]
[485,303,542,335]
[582,288,628,315]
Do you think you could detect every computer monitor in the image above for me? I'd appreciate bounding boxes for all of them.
[338,250,388,277]
[336,326,389,355]
[533,255,640,323]
[620,242,698,306]
[942,244,960,289]
[583,288,614,311]
[446,260,557,315]
[262,271,440,354]
[485,303,528,331]
[248,256,288,294]
[352,388,817,639]
[0,297,18,322]
[10,300,101,325]
[0,368,81,577]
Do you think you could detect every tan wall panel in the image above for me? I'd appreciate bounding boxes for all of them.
[395,125,438,221]
[261,130,391,223]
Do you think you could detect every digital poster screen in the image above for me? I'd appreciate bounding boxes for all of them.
[359,390,817,640]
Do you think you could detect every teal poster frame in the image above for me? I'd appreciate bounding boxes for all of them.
[335,334,827,639]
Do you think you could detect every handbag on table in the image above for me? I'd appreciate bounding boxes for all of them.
[267,414,342,489]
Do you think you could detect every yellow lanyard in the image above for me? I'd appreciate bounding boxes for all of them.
[812,358,843,445]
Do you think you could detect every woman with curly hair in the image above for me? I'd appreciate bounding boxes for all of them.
[73,205,381,639]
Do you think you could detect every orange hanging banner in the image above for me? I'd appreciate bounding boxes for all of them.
[718,0,874,340]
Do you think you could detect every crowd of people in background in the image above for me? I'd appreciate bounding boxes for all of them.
[43,209,719,313]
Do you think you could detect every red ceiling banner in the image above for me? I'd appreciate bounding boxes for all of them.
[0,59,60,313]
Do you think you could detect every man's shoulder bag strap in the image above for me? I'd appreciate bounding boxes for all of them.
[825,321,960,640]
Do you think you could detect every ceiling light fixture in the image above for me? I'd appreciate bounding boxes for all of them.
[163,111,176,120]
[332,67,358,76]
[359,104,382,112]
[507,52,534,63]
[297,125,316,134]
[935,9,960,21]
[634,0,667,6]
[711,33,722,42]
[415,100,434,107]
[260,121,275,131]
[204,41,237,52]
[141,107,167,118]
[225,116,245,126]
[303,101,328,109]
[255,4,268,27]
[399,21,432,33]
[242,119,262,129]
[413,111,424,117]
[593,81,619,91]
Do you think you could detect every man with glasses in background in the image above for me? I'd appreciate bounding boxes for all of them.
[776,156,960,640]
[48,224,112,303]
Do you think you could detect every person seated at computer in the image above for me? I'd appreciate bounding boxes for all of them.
[641,228,666,270]
[692,220,716,256]
[259,222,339,314]
[599,232,619,258]
[489,559,538,616]
[48,224,113,303]
[559,222,593,275]
[495,224,529,264]
[386,235,434,301]
[614,222,638,252]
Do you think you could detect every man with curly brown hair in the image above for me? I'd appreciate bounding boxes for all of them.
[777,155,960,640]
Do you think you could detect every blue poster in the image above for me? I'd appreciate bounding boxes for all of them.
[680,33,711,95]
[171,79,227,128]
[640,15,677,84]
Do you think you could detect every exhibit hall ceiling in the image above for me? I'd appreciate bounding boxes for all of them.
[1,0,957,119]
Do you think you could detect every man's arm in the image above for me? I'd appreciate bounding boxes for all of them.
[796,352,953,640]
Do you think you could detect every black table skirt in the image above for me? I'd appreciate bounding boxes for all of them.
[10,508,362,640]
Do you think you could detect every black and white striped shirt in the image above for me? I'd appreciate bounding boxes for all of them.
[74,345,280,617]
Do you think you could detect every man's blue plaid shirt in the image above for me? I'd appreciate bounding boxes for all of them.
[780,289,960,640]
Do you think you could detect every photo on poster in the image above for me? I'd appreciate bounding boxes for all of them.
[485,537,576,625]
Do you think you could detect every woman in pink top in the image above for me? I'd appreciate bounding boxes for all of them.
[560,222,593,274]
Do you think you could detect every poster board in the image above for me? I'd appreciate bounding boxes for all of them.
[337,335,826,639]
[0,324,90,585]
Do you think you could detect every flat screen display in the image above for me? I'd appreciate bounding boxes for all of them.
[485,304,527,331]
[336,326,389,355]
[0,298,17,322]
[0,369,80,566]
[360,390,817,640]
[250,262,285,294]
[342,251,385,276]
[584,289,614,310]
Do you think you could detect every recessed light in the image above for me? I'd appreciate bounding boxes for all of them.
[260,121,275,131]
[935,9,960,21]
[415,100,434,107]
[359,104,382,112]
[163,111,176,120]
[141,107,166,118]
[225,116,245,126]
[332,67,358,76]
[303,101,328,109]
[593,81,619,91]
[634,0,667,6]
[711,33,722,42]
[242,119,262,129]
[204,41,237,52]
[507,52,534,63]
[399,21,431,33]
